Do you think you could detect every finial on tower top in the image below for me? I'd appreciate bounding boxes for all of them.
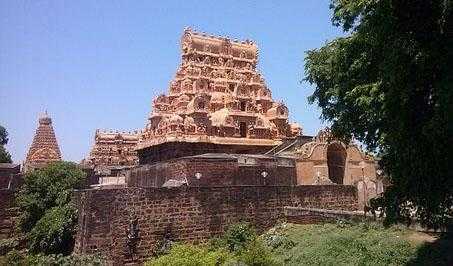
[39,110,52,125]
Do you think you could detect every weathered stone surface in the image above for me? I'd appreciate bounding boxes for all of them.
[277,129,379,186]
[73,185,357,265]
[0,163,20,189]
[0,190,19,241]
[24,112,61,172]
[137,28,301,163]
[83,130,139,168]
[284,206,372,224]
[127,153,296,187]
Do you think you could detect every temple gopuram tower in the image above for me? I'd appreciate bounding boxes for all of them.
[137,28,301,163]
[24,112,62,172]
[83,129,139,168]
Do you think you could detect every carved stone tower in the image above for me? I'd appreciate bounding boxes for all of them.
[83,129,139,168]
[137,28,301,163]
[24,112,62,172]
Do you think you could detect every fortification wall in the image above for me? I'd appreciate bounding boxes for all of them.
[0,189,19,241]
[73,185,357,264]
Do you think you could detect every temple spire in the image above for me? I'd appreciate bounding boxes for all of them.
[24,112,62,172]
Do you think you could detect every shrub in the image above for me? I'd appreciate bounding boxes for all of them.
[221,222,257,252]
[145,244,232,266]
[16,161,85,254]
[2,250,105,266]
[27,205,78,254]
[146,223,280,266]
[0,238,20,255]
[234,239,280,266]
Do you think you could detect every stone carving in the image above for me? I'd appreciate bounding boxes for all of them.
[24,112,62,172]
[83,130,139,168]
[154,228,174,256]
[138,28,301,150]
[125,213,140,257]
[316,128,332,143]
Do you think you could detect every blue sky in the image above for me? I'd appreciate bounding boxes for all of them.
[0,1,343,163]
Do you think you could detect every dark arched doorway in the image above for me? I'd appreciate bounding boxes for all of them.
[327,143,347,184]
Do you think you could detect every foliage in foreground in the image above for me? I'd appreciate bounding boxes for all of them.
[304,0,453,227]
[146,222,452,266]
[0,250,105,266]
[0,125,12,163]
[15,161,86,254]
[270,222,416,266]
[146,222,278,266]
[145,244,233,266]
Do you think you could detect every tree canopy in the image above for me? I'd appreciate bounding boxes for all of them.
[305,0,452,227]
[16,161,86,254]
[0,125,12,163]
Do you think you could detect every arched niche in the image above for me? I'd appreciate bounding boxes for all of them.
[327,143,347,184]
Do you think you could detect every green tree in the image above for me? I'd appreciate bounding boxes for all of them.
[16,161,86,254]
[304,0,452,228]
[0,125,12,163]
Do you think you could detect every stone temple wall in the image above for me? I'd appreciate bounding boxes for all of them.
[73,185,357,265]
[0,189,19,241]
[127,154,296,187]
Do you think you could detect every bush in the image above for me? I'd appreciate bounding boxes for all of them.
[16,161,86,254]
[145,244,232,266]
[0,238,20,255]
[221,222,257,252]
[2,250,105,266]
[146,223,279,266]
[262,223,295,250]
[234,239,280,266]
[27,205,78,254]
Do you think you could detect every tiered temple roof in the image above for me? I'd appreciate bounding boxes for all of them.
[83,129,139,168]
[138,28,301,151]
[24,112,62,172]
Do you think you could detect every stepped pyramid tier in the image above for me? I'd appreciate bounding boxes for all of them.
[24,112,62,172]
[137,28,302,163]
[83,129,139,168]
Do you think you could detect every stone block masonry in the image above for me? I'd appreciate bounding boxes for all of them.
[73,185,357,264]
[127,153,296,187]
[284,207,373,224]
[0,189,20,242]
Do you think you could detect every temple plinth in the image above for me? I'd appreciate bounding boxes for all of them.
[24,112,62,172]
[137,28,301,163]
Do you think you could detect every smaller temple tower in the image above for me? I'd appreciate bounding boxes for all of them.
[83,129,139,168]
[24,112,62,172]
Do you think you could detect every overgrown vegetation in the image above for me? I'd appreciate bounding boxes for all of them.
[15,161,86,255]
[271,222,413,265]
[0,250,105,266]
[146,222,278,266]
[0,162,105,264]
[146,222,452,266]
[0,125,12,163]
[304,0,453,228]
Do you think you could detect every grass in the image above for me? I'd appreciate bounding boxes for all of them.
[4,221,451,266]
[145,221,452,266]
[266,222,452,266]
